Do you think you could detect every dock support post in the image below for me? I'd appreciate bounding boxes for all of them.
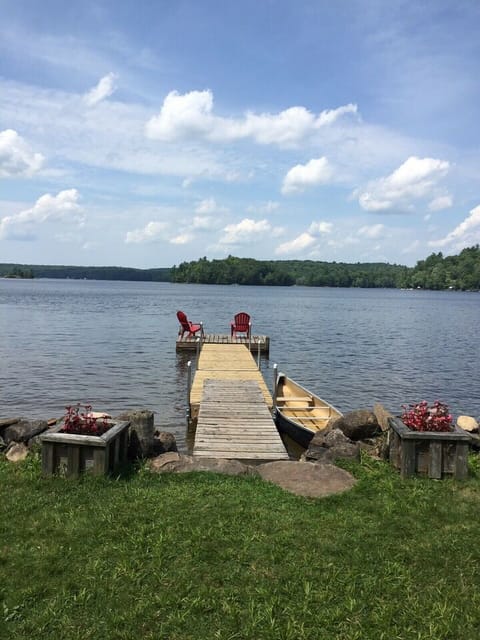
[257,339,261,369]
[196,337,201,359]
[248,323,251,352]
[272,363,278,409]
[187,360,192,419]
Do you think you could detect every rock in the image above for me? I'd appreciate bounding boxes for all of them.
[256,461,356,498]
[330,409,381,441]
[373,403,394,432]
[115,409,154,458]
[149,451,181,471]
[3,419,49,445]
[29,421,62,448]
[149,453,253,476]
[152,430,178,455]
[304,428,360,463]
[457,415,479,433]
[359,432,390,460]
[0,435,6,451]
[5,442,29,462]
[0,417,21,430]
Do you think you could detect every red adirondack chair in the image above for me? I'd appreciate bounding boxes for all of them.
[230,312,251,339]
[176,310,203,339]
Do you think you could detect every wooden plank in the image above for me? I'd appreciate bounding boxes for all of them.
[42,442,55,476]
[428,442,442,479]
[66,446,80,478]
[401,440,417,478]
[455,443,469,480]
[93,448,107,476]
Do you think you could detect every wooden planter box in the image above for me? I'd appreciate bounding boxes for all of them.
[40,420,130,477]
[389,417,470,479]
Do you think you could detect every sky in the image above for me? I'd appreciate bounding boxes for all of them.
[1,0,480,269]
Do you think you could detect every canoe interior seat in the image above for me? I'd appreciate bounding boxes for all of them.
[276,396,313,402]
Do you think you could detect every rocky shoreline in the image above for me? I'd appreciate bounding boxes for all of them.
[1,405,478,497]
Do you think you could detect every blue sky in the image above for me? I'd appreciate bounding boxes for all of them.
[1,0,479,268]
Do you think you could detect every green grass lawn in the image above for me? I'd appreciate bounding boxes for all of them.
[1,453,480,640]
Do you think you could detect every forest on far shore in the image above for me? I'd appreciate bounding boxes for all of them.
[171,246,480,290]
[1,245,479,290]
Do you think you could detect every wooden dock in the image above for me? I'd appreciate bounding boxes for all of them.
[176,334,269,354]
[190,344,288,462]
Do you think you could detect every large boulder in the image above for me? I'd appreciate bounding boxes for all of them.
[304,428,360,463]
[256,461,356,498]
[330,409,381,441]
[149,453,254,476]
[152,430,178,455]
[3,419,48,445]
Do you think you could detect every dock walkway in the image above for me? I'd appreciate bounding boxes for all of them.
[190,344,288,461]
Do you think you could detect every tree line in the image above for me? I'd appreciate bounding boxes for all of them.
[171,246,480,290]
[1,245,479,289]
[0,264,170,281]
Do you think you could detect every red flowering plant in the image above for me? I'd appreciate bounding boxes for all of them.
[62,404,111,436]
[401,400,453,433]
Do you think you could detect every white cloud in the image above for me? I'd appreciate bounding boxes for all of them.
[145,89,357,146]
[195,198,227,215]
[0,129,45,177]
[428,195,453,211]
[357,156,450,212]
[192,216,218,230]
[429,204,480,249]
[124,221,168,244]
[282,157,333,194]
[309,221,333,235]
[358,223,385,238]
[84,73,118,107]
[0,189,82,239]
[170,233,193,245]
[275,232,316,255]
[247,201,279,215]
[219,218,274,245]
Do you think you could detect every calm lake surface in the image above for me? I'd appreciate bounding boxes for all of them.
[1,279,478,450]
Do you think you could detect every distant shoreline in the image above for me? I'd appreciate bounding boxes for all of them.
[1,246,479,290]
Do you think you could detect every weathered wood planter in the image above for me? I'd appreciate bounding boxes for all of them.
[389,416,470,479]
[40,420,130,477]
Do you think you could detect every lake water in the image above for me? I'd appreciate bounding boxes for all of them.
[1,278,478,450]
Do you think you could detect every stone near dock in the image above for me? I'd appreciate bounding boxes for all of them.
[457,415,479,433]
[303,427,360,463]
[152,430,178,455]
[330,409,381,441]
[3,419,49,445]
[0,417,21,430]
[257,461,356,498]
[5,442,29,463]
[149,453,254,476]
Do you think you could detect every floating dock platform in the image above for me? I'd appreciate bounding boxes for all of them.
[189,344,288,462]
[176,334,269,354]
